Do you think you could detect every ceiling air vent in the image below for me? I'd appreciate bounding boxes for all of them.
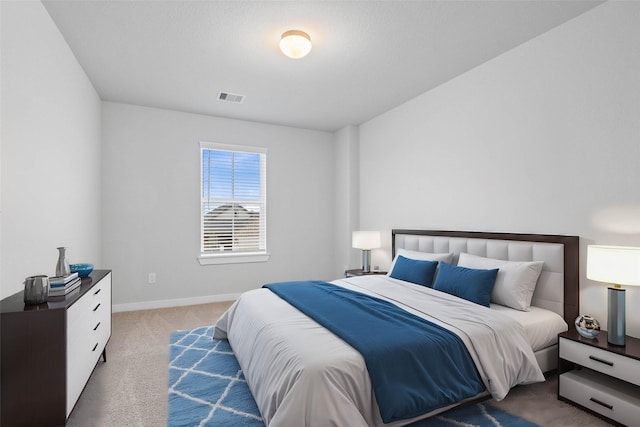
[218,92,245,104]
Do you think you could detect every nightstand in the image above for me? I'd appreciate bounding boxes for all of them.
[344,269,387,278]
[558,329,640,426]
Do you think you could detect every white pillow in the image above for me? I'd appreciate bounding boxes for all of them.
[388,249,454,276]
[457,253,543,312]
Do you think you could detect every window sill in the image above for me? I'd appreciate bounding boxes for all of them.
[198,252,270,265]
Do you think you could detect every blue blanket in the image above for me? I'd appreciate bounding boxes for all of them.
[263,281,485,423]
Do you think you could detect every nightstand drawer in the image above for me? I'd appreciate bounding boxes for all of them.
[344,269,387,278]
[559,337,640,386]
[560,369,640,426]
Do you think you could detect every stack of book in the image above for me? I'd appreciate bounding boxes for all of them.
[48,272,81,297]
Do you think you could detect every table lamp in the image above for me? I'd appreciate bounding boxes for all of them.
[586,245,640,346]
[352,231,381,273]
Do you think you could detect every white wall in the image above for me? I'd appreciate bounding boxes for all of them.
[359,2,640,337]
[0,1,102,299]
[101,102,336,309]
[333,125,361,277]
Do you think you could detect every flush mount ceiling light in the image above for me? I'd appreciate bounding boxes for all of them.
[279,30,312,59]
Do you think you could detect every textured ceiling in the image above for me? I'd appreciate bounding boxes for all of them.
[43,1,602,132]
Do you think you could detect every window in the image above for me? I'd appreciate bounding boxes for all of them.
[199,142,268,265]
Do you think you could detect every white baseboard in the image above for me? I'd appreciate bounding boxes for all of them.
[112,293,240,313]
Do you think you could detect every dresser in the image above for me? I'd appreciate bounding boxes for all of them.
[1,270,112,426]
[558,329,640,426]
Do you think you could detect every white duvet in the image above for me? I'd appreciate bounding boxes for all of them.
[214,275,545,426]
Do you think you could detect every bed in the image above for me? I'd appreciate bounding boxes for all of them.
[214,229,579,426]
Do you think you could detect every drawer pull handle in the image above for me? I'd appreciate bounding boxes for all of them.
[94,288,101,295]
[94,322,101,331]
[590,397,613,410]
[589,355,614,366]
[92,343,99,352]
[93,303,101,312]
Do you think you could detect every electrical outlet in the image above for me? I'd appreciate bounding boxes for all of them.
[148,272,156,284]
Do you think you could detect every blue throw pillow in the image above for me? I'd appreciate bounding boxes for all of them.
[433,262,498,307]
[389,255,438,287]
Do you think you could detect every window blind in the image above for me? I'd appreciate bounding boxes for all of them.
[200,142,267,254]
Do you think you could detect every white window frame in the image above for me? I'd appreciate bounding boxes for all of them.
[198,142,269,265]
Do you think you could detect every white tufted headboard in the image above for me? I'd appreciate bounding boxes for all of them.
[392,230,579,325]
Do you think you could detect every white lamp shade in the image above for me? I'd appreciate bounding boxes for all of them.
[279,30,312,59]
[587,245,640,286]
[352,231,381,250]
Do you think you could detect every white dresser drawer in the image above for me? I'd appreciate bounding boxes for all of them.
[67,331,103,416]
[66,281,110,347]
[86,281,111,340]
[559,337,640,386]
[65,274,112,416]
[560,369,640,426]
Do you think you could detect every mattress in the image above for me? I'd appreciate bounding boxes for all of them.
[490,303,568,351]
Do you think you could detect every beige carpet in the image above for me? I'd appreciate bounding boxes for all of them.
[67,302,612,427]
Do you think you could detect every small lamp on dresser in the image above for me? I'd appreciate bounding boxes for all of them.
[352,231,381,273]
[586,245,640,346]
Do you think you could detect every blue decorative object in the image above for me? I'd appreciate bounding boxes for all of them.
[69,263,94,278]
[433,262,498,307]
[575,314,601,339]
[389,255,438,287]
[168,325,540,427]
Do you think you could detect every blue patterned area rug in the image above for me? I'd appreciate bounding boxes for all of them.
[168,325,539,427]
